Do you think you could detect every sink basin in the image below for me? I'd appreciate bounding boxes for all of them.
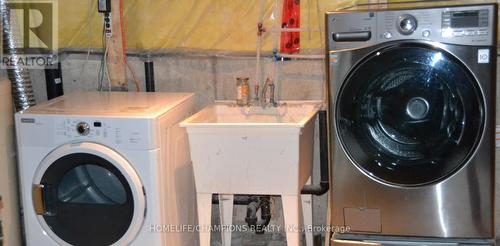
[180,100,322,195]
[181,100,322,246]
[181,101,321,127]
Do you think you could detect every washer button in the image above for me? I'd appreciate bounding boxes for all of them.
[442,29,453,37]
[422,30,430,37]
[464,30,475,36]
[453,30,464,37]
[383,32,392,39]
[477,29,488,35]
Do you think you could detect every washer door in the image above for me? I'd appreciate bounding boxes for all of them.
[32,142,146,245]
[336,43,484,186]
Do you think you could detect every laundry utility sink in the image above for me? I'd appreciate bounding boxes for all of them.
[181,100,322,246]
[181,101,321,194]
[183,101,321,127]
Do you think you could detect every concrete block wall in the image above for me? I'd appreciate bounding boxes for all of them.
[31,54,326,111]
[13,52,500,239]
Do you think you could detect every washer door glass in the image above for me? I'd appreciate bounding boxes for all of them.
[336,44,484,186]
[38,153,134,245]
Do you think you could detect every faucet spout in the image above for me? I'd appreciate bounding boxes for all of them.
[260,78,277,108]
[268,84,276,106]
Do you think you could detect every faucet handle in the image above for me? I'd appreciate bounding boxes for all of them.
[254,84,260,101]
[264,77,273,86]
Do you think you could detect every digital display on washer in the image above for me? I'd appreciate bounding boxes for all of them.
[450,11,479,28]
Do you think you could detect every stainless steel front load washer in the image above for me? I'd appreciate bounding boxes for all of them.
[327,4,497,244]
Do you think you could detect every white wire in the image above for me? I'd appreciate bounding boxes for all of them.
[254,0,266,96]
[307,0,312,41]
[85,0,93,62]
[271,0,281,99]
[315,0,323,49]
[103,37,111,92]
[80,0,96,88]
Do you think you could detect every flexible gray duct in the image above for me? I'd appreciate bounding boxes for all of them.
[1,0,36,111]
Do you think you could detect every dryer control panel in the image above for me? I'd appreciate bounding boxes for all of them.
[16,115,157,150]
[327,4,496,50]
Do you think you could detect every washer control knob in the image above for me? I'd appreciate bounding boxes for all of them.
[383,31,392,39]
[422,29,430,37]
[397,14,418,35]
[76,122,90,136]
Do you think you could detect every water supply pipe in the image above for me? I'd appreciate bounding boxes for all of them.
[1,0,36,111]
[301,110,330,195]
[254,0,266,101]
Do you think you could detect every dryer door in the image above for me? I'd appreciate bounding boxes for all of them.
[336,43,484,186]
[32,142,146,245]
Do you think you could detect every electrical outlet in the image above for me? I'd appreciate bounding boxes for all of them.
[104,13,112,38]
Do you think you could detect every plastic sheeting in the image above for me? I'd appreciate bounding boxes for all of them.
[58,0,359,52]
[0,78,21,246]
[57,0,499,52]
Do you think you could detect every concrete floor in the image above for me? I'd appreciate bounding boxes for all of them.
[211,231,326,246]
[208,203,320,246]
[211,231,291,246]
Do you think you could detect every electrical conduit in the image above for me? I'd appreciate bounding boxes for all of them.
[1,0,36,111]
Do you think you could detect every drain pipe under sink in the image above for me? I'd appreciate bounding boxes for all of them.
[301,110,330,195]
[211,110,328,234]
[244,196,271,234]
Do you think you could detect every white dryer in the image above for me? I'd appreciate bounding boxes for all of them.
[15,92,196,246]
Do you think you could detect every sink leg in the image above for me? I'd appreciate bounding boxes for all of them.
[302,177,313,246]
[196,193,212,246]
[282,194,302,246]
[219,194,234,246]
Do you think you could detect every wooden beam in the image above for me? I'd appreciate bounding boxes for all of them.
[107,0,127,91]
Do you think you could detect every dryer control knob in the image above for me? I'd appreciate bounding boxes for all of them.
[76,122,90,136]
[397,14,418,35]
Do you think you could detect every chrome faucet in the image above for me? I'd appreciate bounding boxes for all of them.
[260,78,277,108]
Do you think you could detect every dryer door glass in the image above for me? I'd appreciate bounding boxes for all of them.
[38,153,134,245]
[336,44,484,186]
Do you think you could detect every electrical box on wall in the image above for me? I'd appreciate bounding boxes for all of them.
[98,0,111,13]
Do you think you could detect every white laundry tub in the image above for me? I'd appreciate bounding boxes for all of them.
[180,101,322,246]
[181,101,321,195]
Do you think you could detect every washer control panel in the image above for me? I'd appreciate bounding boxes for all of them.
[327,4,496,50]
[441,9,489,38]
